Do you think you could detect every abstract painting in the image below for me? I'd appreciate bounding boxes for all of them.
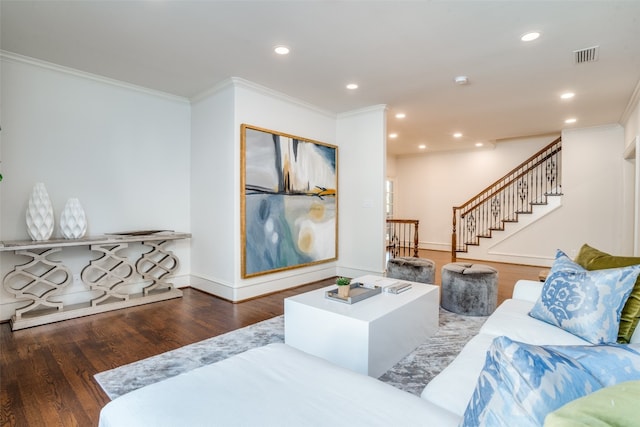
[241,124,338,278]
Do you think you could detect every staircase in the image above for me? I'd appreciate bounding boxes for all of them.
[451,137,562,261]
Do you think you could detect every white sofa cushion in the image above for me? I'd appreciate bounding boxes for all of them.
[422,298,592,416]
[512,279,544,302]
[513,280,640,344]
[480,299,591,345]
[421,333,496,416]
[99,343,460,427]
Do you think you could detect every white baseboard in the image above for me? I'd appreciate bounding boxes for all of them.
[189,267,338,302]
[337,266,386,279]
[419,242,451,252]
[458,251,555,267]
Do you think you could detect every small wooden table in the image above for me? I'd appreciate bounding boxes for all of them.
[539,269,550,281]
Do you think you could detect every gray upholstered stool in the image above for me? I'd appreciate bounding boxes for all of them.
[441,262,498,316]
[386,257,436,284]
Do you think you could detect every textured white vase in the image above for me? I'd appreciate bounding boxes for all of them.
[60,198,87,239]
[26,183,55,241]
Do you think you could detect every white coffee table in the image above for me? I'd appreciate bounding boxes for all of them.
[284,276,439,377]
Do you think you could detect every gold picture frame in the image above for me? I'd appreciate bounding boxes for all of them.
[241,124,338,278]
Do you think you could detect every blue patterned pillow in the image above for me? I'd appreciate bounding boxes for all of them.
[461,336,640,427]
[529,250,640,344]
[548,249,586,272]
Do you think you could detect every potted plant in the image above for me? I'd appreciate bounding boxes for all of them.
[336,277,351,298]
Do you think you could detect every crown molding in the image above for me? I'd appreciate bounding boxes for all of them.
[337,104,388,119]
[621,77,640,125]
[231,77,336,119]
[189,77,236,104]
[623,135,638,160]
[191,76,336,119]
[0,50,189,104]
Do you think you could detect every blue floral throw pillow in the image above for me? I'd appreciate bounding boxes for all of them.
[529,250,640,344]
[461,336,640,427]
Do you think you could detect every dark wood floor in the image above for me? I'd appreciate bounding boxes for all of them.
[0,250,543,426]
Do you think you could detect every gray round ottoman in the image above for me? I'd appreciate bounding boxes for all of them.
[441,262,498,316]
[386,257,435,284]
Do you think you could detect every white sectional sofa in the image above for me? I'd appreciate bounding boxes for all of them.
[99,279,640,427]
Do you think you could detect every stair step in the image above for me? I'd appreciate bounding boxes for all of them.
[452,139,563,260]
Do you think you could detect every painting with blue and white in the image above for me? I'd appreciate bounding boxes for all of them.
[242,125,337,277]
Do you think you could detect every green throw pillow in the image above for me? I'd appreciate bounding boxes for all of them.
[575,244,640,343]
[544,380,640,427]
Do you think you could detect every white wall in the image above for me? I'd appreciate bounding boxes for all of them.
[12,48,632,321]
[393,126,631,267]
[189,79,388,301]
[622,90,640,255]
[0,54,390,319]
[337,105,388,278]
[394,135,551,252]
[386,154,397,178]
[233,80,342,299]
[190,78,338,301]
[0,54,191,320]
[625,93,639,147]
[493,125,627,263]
[189,81,236,298]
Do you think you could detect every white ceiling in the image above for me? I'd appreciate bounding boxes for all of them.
[2,1,640,155]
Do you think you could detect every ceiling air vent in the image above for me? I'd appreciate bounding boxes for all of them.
[573,46,599,64]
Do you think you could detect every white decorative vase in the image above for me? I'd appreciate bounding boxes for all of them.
[26,183,55,241]
[59,198,87,239]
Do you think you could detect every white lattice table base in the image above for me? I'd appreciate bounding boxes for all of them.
[136,240,180,296]
[1,231,190,331]
[82,243,136,306]
[3,248,72,320]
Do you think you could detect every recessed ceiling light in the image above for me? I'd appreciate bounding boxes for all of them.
[346,83,358,90]
[453,132,463,138]
[454,76,469,85]
[565,118,577,124]
[561,92,575,100]
[274,46,290,55]
[521,32,540,42]
[475,142,484,147]
[389,133,398,138]
[418,144,426,150]
[395,113,406,119]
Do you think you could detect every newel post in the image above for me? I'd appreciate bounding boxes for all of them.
[413,220,420,257]
[451,207,457,262]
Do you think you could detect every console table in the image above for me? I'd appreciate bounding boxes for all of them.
[0,231,191,330]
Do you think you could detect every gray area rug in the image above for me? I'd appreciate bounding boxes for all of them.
[95,309,486,400]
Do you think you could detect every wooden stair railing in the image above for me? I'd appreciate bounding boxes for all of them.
[386,219,419,258]
[452,137,562,261]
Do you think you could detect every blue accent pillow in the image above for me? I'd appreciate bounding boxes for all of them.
[461,336,640,427]
[529,250,640,344]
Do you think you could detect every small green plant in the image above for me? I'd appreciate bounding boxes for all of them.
[336,277,351,286]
